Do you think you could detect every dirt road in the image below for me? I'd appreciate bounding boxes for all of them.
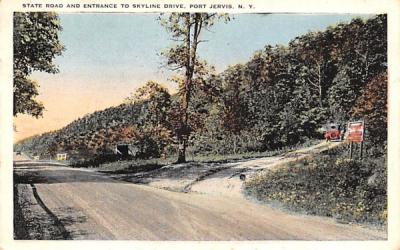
[109,141,344,196]
[13,147,386,240]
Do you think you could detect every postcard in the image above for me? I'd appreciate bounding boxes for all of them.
[1,0,399,249]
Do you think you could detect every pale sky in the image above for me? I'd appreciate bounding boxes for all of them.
[14,13,372,142]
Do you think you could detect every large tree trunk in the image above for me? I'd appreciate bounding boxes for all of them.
[176,14,201,164]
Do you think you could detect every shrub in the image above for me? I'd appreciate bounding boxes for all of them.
[244,143,387,227]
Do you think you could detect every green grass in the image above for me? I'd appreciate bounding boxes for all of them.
[87,139,321,172]
[243,144,387,228]
[95,157,175,172]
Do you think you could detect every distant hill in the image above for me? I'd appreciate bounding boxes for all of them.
[15,103,145,162]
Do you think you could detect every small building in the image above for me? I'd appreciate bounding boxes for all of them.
[115,144,138,157]
[115,144,129,157]
[56,153,67,161]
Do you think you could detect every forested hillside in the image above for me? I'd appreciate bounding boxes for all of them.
[15,15,387,164]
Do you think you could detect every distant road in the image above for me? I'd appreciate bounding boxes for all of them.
[13,152,386,240]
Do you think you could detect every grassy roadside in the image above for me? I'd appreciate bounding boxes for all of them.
[75,139,321,172]
[243,144,387,228]
[14,184,30,239]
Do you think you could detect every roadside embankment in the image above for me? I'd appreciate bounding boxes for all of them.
[243,143,387,229]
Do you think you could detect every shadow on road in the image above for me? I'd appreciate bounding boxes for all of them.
[56,206,90,239]
[14,164,114,185]
[14,162,68,167]
[14,184,90,240]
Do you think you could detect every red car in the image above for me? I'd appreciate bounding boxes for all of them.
[324,124,342,141]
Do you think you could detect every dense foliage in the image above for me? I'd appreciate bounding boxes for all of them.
[15,15,387,165]
[14,12,65,117]
[191,14,387,154]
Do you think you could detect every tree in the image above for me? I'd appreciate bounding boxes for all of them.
[126,80,172,127]
[340,16,387,88]
[327,15,387,123]
[125,81,173,157]
[352,71,387,144]
[159,13,229,163]
[290,31,336,109]
[327,68,356,122]
[221,64,247,154]
[13,12,65,117]
[243,45,298,149]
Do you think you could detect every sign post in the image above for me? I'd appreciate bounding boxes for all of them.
[350,142,353,159]
[347,120,365,159]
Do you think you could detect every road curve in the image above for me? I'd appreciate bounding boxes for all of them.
[13,154,386,240]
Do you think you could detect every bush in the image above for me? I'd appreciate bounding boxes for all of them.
[244,143,387,227]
